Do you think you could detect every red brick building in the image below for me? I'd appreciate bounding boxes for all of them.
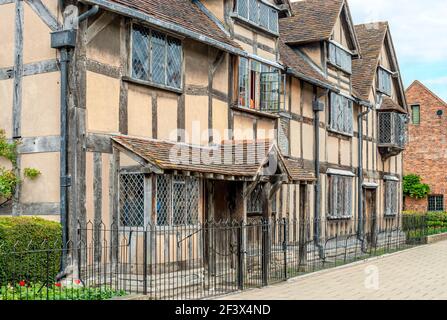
[404,81,447,212]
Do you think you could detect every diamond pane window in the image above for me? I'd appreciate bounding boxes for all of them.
[328,175,353,219]
[119,173,145,227]
[167,36,182,88]
[156,175,170,226]
[151,31,167,85]
[131,25,182,89]
[237,0,248,19]
[131,26,150,81]
[330,92,353,135]
[156,175,200,226]
[259,3,269,28]
[248,0,259,23]
[269,8,278,33]
[378,112,407,148]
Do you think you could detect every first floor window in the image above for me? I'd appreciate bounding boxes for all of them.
[327,175,353,219]
[119,173,145,227]
[131,24,182,89]
[330,92,353,135]
[238,58,282,112]
[156,175,200,226]
[377,66,392,96]
[384,180,398,216]
[428,195,444,212]
[411,105,420,125]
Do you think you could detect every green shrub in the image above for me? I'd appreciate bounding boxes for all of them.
[403,174,430,199]
[0,217,62,283]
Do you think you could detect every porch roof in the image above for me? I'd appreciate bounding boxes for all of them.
[112,135,315,182]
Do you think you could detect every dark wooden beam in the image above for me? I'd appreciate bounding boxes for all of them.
[25,0,61,31]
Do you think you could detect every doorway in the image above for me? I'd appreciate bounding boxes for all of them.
[364,188,377,247]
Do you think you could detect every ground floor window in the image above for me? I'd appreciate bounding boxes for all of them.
[247,184,263,216]
[428,195,444,212]
[119,173,145,227]
[327,175,353,219]
[156,175,200,226]
[384,180,399,216]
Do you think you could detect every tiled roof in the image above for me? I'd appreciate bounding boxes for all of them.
[352,22,388,101]
[109,0,241,50]
[280,0,344,44]
[279,40,333,89]
[380,97,407,114]
[112,136,315,182]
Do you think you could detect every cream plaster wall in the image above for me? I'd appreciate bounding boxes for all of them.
[21,72,60,137]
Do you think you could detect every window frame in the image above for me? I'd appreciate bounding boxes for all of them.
[327,41,352,74]
[384,180,399,217]
[155,175,201,227]
[428,195,444,212]
[329,92,354,137]
[129,23,184,93]
[119,172,148,229]
[377,66,392,96]
[234,0,279,35]
[237,57,283,112]
[327,174,353,220]
[411,104,420,125]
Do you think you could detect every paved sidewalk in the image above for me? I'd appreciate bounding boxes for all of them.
[218,240,447,300]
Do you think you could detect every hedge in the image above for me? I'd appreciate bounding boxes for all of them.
[0,217,62,283]
[402,211,447,236]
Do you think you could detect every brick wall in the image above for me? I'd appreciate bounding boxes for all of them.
[403,81,447,212]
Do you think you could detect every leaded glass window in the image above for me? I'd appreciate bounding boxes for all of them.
[330,92,354,135]
[131,25,182,89]
[328,175,353,219]
[131,26,150,81]
[384,180,398,216]
[328,42,352,74]
[156,175,200,226]
[119,173,145,227]
[238,57,249,108]
[235,0,279,34]
[378,67,392,96]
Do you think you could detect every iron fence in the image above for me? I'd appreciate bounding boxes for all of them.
[0,215,438,300]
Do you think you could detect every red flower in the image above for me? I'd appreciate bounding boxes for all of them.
[19,280,26,287]
[55,282,62,288]
[74,279,81,285]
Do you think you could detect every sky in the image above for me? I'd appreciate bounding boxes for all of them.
[347,0,447,102]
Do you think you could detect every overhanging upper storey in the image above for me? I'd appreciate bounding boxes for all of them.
[279,0,360,96]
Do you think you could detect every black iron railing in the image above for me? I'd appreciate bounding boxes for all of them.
[0,215,437,300]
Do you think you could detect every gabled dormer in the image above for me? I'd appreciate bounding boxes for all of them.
[353,22,409,159]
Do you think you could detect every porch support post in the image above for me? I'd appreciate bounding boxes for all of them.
[261,182,272,286]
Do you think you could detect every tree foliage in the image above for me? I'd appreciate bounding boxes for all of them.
[403,174,430,199]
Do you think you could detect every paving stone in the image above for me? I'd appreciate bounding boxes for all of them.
[218,241,447,300]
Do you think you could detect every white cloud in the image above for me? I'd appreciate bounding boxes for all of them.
[347,0,447,62]
[426,76,447,86]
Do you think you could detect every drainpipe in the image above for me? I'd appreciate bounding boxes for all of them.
[312,89,326,259]
[51,4,99,269]
[357,101,372,246]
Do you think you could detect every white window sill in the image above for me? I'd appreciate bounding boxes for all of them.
[123,76,183,95]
